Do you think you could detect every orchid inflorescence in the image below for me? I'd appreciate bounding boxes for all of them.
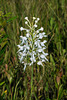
[17,17,48,70]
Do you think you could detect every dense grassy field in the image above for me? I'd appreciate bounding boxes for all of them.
[0,0,67,100]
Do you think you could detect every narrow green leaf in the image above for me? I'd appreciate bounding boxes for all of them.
[58,84,63,100]
[50,54,55,68]
[7,16,17,22]
[0,81,5,86]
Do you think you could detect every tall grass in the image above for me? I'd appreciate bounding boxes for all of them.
[0,0,67,100]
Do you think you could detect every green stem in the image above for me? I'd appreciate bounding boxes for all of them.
[57,85,59,100]
[30,28,34,100]
[30,64,33,99]
[10,84,12,100]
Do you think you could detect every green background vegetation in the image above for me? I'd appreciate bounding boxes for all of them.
[0,0,67,100]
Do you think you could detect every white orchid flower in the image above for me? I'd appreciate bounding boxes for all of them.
[17,17,48,70]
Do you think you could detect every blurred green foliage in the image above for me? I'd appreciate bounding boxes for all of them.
[0,0,67,100]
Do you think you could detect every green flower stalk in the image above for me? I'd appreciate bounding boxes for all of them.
[17,17,48,98]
